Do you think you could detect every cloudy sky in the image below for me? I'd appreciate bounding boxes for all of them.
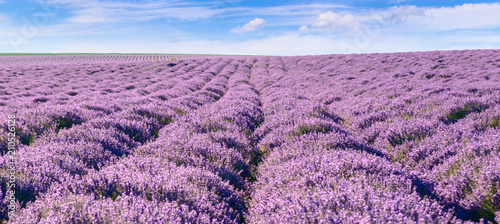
[1,0,500,55]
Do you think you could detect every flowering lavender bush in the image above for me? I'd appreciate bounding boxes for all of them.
[1,50,499,223]
[248,139,455,223]
[11,156,243,223]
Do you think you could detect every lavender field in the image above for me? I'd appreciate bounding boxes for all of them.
[0,50,499,223]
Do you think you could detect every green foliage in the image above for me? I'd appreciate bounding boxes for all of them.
[292,124,327,136]
[388,131,428,147]
[476,185,498,223]
[173,108,186,116]
[401,113,413,121]
[491,117,499,128]
[394,149,408,163]
[445,163,461,177]
[151,128,160,139]
[20,133,35,146]
[159,117,171,126]
[448,107,469,122]
[443,102,489,124]
[222,118,235,124]
[55,117,81,131]
[136,110,172,126]
[200,123,225,133]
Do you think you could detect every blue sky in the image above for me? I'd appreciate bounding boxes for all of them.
[1,0,500,55]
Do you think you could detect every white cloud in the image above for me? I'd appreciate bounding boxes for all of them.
[68,3,226,23]
[62,2,348,25]
[404,3,500,31]
[230,4,348,17]
[299,25,309,32]
[384,5,423,23]
[231,18,266,33]
[301,11,364,35]
[68,7,110,23]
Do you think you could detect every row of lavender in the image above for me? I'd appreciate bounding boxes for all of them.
[0,54,243,65]
[0,58,259,222]
[316,50,500,223]
[0,59,218,148]
[244,57,458,223]
[0,49,499,223]
[245,50,499,223]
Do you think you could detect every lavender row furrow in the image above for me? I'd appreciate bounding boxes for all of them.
[245,56,462,223]
[134,57,260,189]
[0,58,240,222]
[0,54,252,65]
[5,58,250,223]
[0,58,223,150]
